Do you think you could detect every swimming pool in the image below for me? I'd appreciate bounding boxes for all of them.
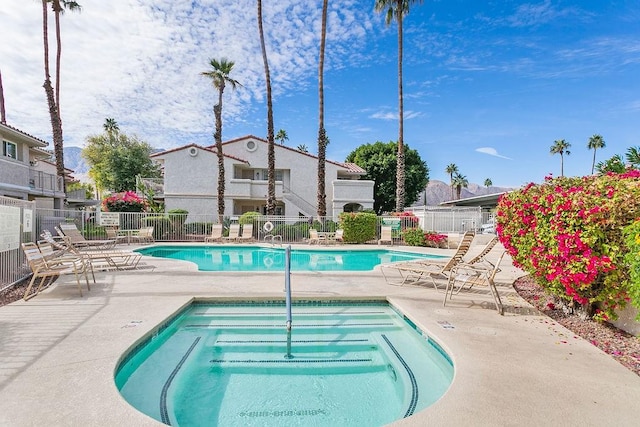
[135,246,444,272]
[115,300,454,427]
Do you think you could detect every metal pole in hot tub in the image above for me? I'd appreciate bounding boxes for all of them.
[285,245,294,358]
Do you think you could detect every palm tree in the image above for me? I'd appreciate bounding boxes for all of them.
[317,0,330,218]
[50,0,81,116]
[484,178,492,188]
[375,0,423,212]
[445,163,458,200]
[550,139,571,177]
[626,146,640,168]
[41,0,66,193]
[257,0,276,215]
[297,144,309,153]
[201,58,240,223]
[452,173,468,200]
[587,134,605,175]
[275,129,288,145]
[103,117,119,134]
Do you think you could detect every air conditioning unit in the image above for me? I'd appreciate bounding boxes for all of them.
[188,147,198,157]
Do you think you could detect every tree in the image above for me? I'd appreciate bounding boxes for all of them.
[275,129,288,145]
[82,119,160,194]
[257,0,276,215]
[297,144,309,153]
[41,0,65,193]
[445,163,458,200]
[596,154,626,174]
[587,134,605,175]
[201,58,240,222]
[104,117,119,134]
[626,146,640,168]
[452,173,468,199]
[375,0,423,212]
[550,139,571,177]
[317,0,330,218]
[484,178,492,188]
[346,141,429,214]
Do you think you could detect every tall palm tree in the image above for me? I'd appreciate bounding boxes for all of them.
[317,0,329,218]
[103,117,119,135]
[550,139,571,177]
[275,129,288,145]
[297,144,309,153]
[484,178,492,188]
[257,0,276,215]
[0,69,6,124]
[41,0,66,193]
[626,146,640,168]
[375,0,423,212]
[452,173,468,200]
[201,58,240,223]
[445,163,458,200]
[50,0,81,116]
[587,134,605,175]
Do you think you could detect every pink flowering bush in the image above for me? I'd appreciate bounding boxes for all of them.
[496,170,640,320]
[102,191,147,212]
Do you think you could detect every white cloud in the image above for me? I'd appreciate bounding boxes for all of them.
[370,110,421,120]
[475,147,512,160]
[0,0,375,150]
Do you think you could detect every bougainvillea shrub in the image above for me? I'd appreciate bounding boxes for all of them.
[102,191,147,212]
[496,171,640,320]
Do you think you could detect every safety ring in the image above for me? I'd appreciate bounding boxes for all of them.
[264,256,274,268]
[263,221,274,232]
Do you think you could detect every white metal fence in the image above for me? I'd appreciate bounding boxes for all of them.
[0,196,36,291]
[1,206,496,290]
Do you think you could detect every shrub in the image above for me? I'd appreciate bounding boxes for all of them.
[339,212,377,243]
[622,219,640,318]
[425,231,448,248]
[496,171,640,320]
[403,228,426,246]
[141,216,171,240]
[239,211,260,225]
[102,191,146,212]
[184,222,213,235]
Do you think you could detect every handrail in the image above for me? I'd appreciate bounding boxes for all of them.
[284,244,293,359]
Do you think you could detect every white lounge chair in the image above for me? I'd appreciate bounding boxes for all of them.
[204,224,224,243]
[237,224,254,242]
[444,250,507,315]
[380,231,476,290]
[378,226,393,245]
[223,224,240,242]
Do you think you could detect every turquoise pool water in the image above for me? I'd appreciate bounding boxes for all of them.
[115,301,454,427]
[135,246,444,271]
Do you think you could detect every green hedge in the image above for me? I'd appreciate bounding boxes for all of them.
[339,212,377,243]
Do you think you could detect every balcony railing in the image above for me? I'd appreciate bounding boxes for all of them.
[29,170,63,193]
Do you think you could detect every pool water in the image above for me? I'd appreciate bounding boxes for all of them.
[135,246,443,271]
[115,301,454,427]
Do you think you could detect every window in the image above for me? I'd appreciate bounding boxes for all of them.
[260,169,284,181]
[3,141,17,159]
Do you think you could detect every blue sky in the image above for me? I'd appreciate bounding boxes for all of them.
[1,0,639,187]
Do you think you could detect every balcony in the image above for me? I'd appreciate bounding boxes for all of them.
[29,170,64,196]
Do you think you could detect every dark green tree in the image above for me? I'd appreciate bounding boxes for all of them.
[82,119,161,194]
[346,141,428,214]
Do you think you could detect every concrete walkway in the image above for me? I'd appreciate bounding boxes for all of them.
[1,242,639,426]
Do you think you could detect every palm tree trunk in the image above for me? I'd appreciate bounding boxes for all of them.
[258,0,276,215]
[317,0,328,218]
[53,0,62,115]
[395,5,405,212]
[42,0,66,193]
[214,85,225,223]
[560,154,564,177]
[591,149,596,175]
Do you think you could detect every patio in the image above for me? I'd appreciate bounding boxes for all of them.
[1,244,639,426]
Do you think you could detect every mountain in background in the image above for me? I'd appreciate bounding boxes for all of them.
[413,180,514,206]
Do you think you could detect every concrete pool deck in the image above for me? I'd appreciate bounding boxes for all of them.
[1,242,639,426]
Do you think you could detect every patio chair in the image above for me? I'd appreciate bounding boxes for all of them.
[21,242,93,300]
[237,223,254,242]
[223,224,240,242]
[105,227,129,244]
[128,226,155,244]
[204,224,224,242]
[378,226,393,246]
[380,231,475,290]
[308,228,321,245]
[43,237,142,271]
[443,250,507,315]
[57,223,117,250]
[334,229,344,244]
